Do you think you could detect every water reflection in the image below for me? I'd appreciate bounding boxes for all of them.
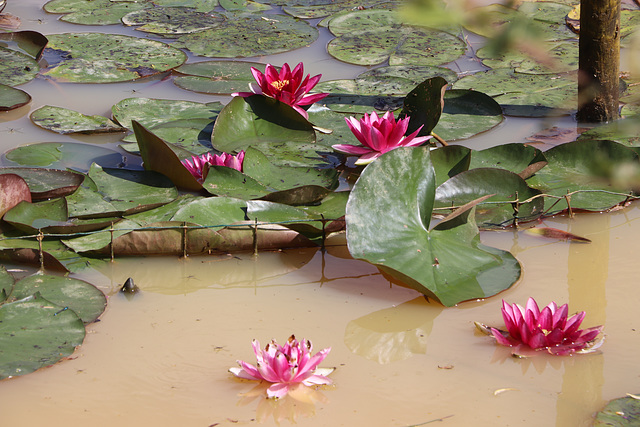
[344,297,443,364]
[235,382,329,425]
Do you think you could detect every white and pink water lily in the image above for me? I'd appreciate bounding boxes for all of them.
[229,335,333,399]
[181,150,244,184]
[490,298,603,356]
[232,62,329,119]
[332,111,432,165]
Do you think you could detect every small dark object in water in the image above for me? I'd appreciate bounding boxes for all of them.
[120,277,139,294]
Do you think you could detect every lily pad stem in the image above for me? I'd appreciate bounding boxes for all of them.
[431,132,448,147]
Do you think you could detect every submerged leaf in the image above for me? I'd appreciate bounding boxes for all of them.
[524,227,591,242]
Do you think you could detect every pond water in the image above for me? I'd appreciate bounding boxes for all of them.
[1,1,640,426]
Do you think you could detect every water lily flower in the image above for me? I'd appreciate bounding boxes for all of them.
[181,150,244,184]
[232,62,329,119]
[229,335,333,399]
[490,298,603,355]
[332,111,432,165]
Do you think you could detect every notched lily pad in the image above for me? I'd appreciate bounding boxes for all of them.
[41,33,187,83]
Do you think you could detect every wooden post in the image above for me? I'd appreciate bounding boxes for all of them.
[577,0,621,122]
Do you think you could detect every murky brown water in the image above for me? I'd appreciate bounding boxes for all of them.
[1,2,640,426]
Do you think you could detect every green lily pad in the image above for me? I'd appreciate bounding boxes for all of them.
[594,394,640,426]
[0,31,49,61]
[527,139,640,213]
[578,115,640,147]
[173,60,268,94]
[400,76,448,137]
[3,142,125,171]
[328,25,466,66]
[453,68,576,117]
[171,197,247,227]
[469,143,546,173]
[31,105,126,134]
[0,83,31,111]
[122,7,224,34]
[121,118,214,155]
[0,167,83,201]
[210,95,316,153]
[431,89,504,141]
[174,14,318,57]
[307,107,361,154]
[150,0,219,12]
[477,41,579,74]
[346,147,521,306]
[0,293,85,380]
[327,9,399,37]
[430,145,471,187]
[434,168,545,228]
[358,65,458,85]
[0,266,14,300]
[285,0,397,19]
[0,46,39,86]
[41,33,187,83]
[11,274,106,324]
[112,97,222,130]
[220,0,271,12]
[44,0,149,25]
[125,194,200,226]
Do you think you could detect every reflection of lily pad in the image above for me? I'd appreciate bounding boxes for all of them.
[328,25,465,66]
[174,14,318,57]
[453,68,576,117]
[31,105,126,134]
[41,33,187,83]
[0,46,39,86]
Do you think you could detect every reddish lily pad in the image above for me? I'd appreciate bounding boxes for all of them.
[0,168,84,201]
[0,174,32,218]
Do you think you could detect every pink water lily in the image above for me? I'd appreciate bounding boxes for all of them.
[332,111,432,165]
[229,335,333,399]
[232,62,329,119]
[490,298,603,356]
[181,150,244,184]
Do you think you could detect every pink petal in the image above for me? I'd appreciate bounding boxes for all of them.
[302,374,333,386]
[331,144,373,156]
[354,151,382,165]
[266,382,291,399]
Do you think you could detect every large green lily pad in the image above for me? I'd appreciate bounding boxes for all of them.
[41,33,187,83]
[2,142,125,171]
[0,84,31,111]
[346,147,521,306]
[122,7,224,34]
[0,293,85,380]
[31,105,126,134]
[577,116,640,147]
[174,14,318,57]
[112,97,222,130]
[0,46,39,86]
[11,274,106,324]
[594,394,640,426]
[453,68,576,117]
[44,0,149,25]
[477,41,579,74]
[285,0,397,19]
[151,0,219,12]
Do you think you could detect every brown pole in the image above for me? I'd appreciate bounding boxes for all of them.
[577,0,621,122]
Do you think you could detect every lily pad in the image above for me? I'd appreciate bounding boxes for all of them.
[31,105,126,134]
[453,68,576,117]
[41,33,187,83]
[328,25,466,66]
[44,0,149,25]
[430,145,471,187]
[0,46,39,86]
[173,60,268,94]
[577,115,640,147]
[121,118,214,155]
[3,142,125,171]
[0,293,85,380]
[469,143,546,173]
[357,65,458,85]
[477,41,579,74]
[0,30,49,60]
[327,9,399,37]
[171,197,247,227]
[399,76,448,137]
[150,0,219,12]
[0,174,31,218]
[11,274,107,324]
[174,14,318,57]
[346,147,521,306]
[122,7,224,34]
[285,0,397,19]
[112,97,222,130]
[431,89,504,141]
[594,394,640,426]
[0,84,31,111]
[0,168,84,201]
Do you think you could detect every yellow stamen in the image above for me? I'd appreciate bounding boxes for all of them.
[270,79,289,91]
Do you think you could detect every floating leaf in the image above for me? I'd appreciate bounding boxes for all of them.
[594,394,640,426]
[0,293,85,380]
[285,0,396,19]
[577,116,640,147]
[0,46,39,86]
[524,227,591,242]
[173,60,269,94]
[0,168,84,201]
[11,274,107,324]
[41,33,187,83]
[358,64,458,85]
[399,76,448,137]
[3,142,126,171]
[44,0,149,25]
[430,145,471,187]
[112,97,222,130]
[346,147,521,306]
[0,31,49,60]
[469,143,546,174]
[171,196,247,227]
[431,89,504,141]
[150,0,219,12]
[122,7,224,34]
[327,9,399,37]
[30,105,126,135]
[0,84,31,111]
[477,41,578,74]
[174,14,318,57]
[0,174,32,217]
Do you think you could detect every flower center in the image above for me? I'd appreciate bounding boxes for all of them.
[270,79,289,91]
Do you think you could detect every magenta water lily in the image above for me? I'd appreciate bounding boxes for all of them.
[332,111,432,165]
[490,298,603,355]
[232,62,329,119]
[181,150,244,184]
[230,335,333,399]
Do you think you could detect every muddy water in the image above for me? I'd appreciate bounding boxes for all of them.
[1,2,640,426]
